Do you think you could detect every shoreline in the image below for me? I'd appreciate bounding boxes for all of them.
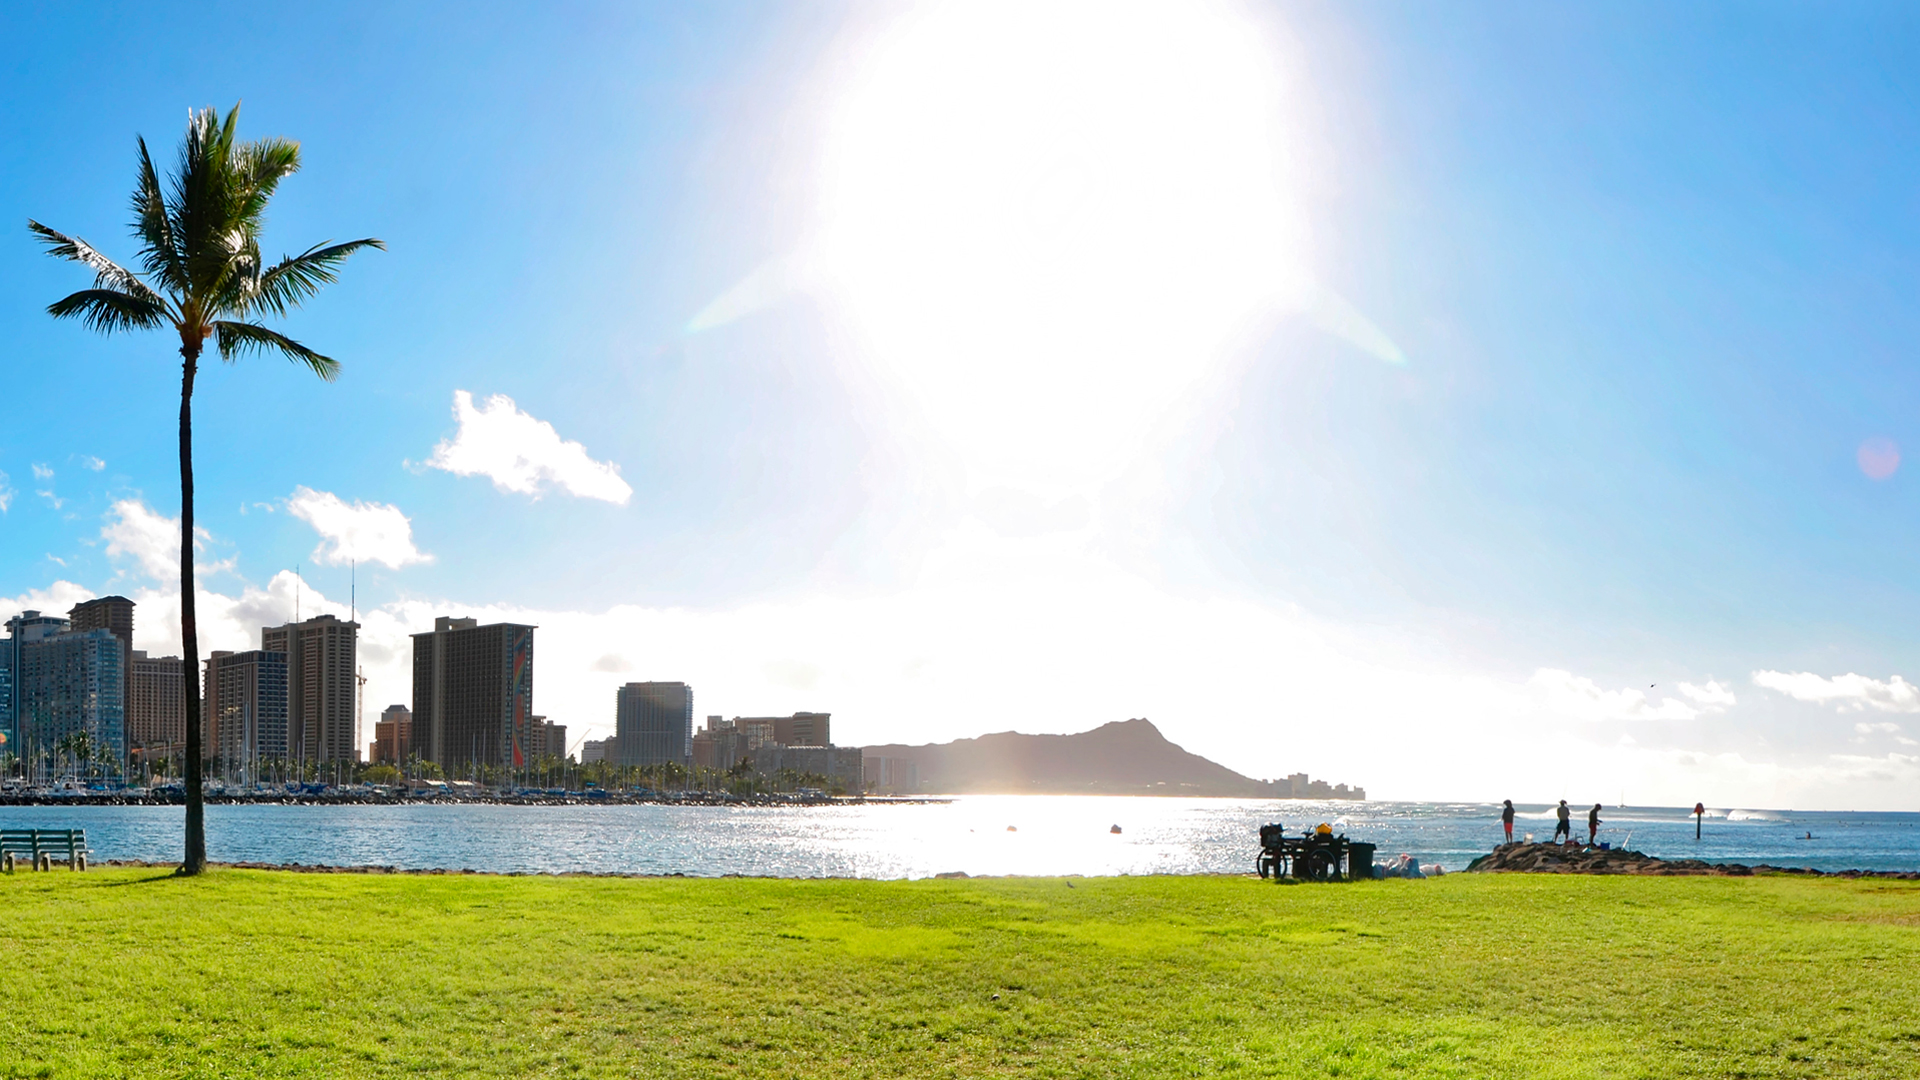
[65,856,1919,880]
[1466,840,1920,879]
[0,792,950,809]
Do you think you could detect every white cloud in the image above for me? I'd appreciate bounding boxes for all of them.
[1530,669,1701,722]
[423,390,632,504]
[1751,670,1920,713]
[1678,679,1737,710]
[103,500,199,582]
[38,490,64,510]
[80,456,105,471]
[286,487,432,569]
[0,471,12,512]
[32,463,53,481]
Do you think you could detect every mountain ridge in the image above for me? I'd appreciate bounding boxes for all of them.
[861,718,1365,798]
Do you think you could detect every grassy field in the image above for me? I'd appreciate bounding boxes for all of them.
[1,869,1916,1078]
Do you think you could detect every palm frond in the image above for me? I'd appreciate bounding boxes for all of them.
[171,104,307,311]
[211,320,340,381]
[47,288,170,334]
[208,236,265,317]
[131,136,187,294]
[27,220,165,304]
[249,238,385,317]
[232,137,301,236]
[175,106,240,297]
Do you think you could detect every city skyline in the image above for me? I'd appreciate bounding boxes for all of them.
[7,3,1920,807]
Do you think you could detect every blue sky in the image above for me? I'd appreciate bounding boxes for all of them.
[5,1,1920,807]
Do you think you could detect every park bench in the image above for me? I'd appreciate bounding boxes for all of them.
[0,828,90,872]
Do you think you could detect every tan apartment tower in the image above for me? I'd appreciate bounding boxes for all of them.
[262,613,360,765]
[411,617,537,773]
[127,650,187,761]
[68,595,134,655]
[371,704,412,763]
[202,649,289,780]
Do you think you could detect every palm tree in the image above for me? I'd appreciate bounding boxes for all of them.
[31,104,381,874]
[68,730,96,781]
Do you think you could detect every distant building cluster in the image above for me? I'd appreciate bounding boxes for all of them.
[685,711,861,787]
[5,598,1333,799]
[1277,772,1365,801]
[0,597,376,783]
[582,685,861,788]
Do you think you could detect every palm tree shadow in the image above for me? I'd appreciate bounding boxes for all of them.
[98,872,180,887]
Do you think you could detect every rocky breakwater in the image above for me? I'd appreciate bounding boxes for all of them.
[1466,842,1920,879]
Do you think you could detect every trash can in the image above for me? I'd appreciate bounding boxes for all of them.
[1346,842,1376,880]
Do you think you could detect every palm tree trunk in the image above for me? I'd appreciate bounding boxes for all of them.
[178,346,206,875]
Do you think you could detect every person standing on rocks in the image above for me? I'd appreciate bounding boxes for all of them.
[1501,800,1515,844]
[1554,800,1572,843]
[1588,803,1603,845]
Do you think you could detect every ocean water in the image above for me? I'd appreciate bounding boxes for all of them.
[3,798,1915,877]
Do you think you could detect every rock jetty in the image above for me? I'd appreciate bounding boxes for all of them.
[1466,842,1919,879]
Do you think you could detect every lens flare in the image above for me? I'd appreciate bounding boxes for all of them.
[1857,437,1900,481]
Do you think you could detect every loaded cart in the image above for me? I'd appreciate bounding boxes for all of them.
[1256,823,1374,882]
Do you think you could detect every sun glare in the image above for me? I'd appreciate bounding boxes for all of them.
[816,0,1312,499]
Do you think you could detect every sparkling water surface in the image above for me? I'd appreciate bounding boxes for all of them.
[5,798,1916,877]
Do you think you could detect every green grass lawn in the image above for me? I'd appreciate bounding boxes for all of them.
[1,869,1916,1078]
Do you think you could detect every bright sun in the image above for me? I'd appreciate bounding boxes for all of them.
[816,0,1312,499]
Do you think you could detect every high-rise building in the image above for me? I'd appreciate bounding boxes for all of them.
[775,712,831,747]
[527,717,567,761]
[411,616,537,772]
[691,715,749,772]
[68,596,134,655]
[202,650,289,778]
[2,611,77,761]
[738,716,776,749]
[262,614,359,765]
[728,713,834,749]
[370,704,411,764]
[0,644,10,761]
[614,682,692,767]
[580,738,613,764]
[14,625,126,773]
[863,755,920,794]
[127,650,188,760]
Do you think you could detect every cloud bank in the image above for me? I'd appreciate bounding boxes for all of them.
[1529,669,1703,722]
[101,500,212,582]
[1751,670,1920,713]
[16,501,1920,809]
[287,487,432,569]
[425,390,632,504]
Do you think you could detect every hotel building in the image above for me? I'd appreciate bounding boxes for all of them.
[411,617,537,772]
